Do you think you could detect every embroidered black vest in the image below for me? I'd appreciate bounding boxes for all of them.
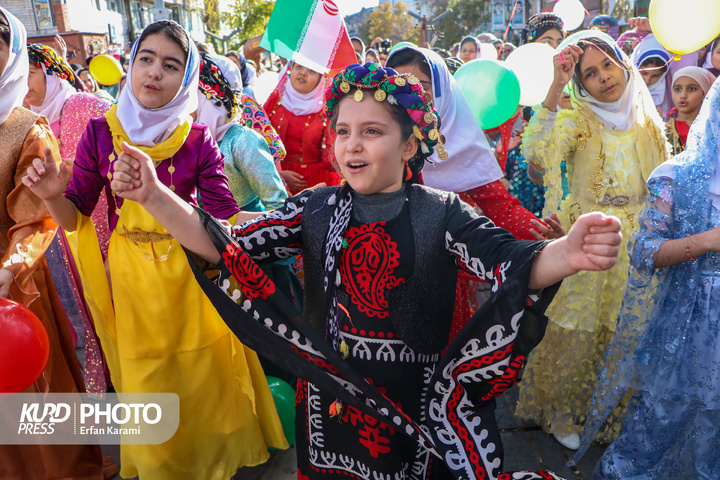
[301,184,458,354]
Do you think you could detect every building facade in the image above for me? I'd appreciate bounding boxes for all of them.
[0,0,205,67]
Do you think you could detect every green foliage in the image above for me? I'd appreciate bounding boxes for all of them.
[203,0,222,51]
[223,0,276,52]
[368,1,415,43]
[433,0,491,49]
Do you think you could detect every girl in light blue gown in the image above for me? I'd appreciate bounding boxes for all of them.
[572,77,720,479]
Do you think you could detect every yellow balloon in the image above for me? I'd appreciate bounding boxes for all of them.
[650,0,720,55]
[89,54,123,86]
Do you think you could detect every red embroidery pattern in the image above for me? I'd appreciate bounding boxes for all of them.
[340,223,405,319]
[342,404,395,458]
[222,243,276,299]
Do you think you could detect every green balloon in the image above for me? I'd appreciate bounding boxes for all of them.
[453,59,521,129]
[266,376,296,447]
[389,41,416,55]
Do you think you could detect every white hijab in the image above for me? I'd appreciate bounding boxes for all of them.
[115,23,199,146]
[276,62,326,116]
[386,46,503,192]
[212,54,243,93]
[194,91,236,142]
[560,31,657,132]
[30,65,78,125]
[631,34,671,106]
[0,7,28,125]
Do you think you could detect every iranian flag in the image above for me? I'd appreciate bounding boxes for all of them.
[260,0,357,76]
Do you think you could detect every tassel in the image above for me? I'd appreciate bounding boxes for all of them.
[340,339,349,358]
[329,399,344,419]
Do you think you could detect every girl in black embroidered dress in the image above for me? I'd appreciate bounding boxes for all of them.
[103,63,623,480]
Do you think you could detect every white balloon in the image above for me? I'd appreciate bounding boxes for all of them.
[504,43,556,107]
[253,71,279,105]
[553,0,586,31]
[479,43,498,60]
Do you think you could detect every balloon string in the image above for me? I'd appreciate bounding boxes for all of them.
[503,0,521,43]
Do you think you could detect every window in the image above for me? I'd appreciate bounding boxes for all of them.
[169,5,182,25]
[106,0,123,13]
[32,0,56,29]
[131,1,144,31]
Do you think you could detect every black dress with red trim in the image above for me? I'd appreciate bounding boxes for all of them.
[186,186,565,480]
[296,204,453,480]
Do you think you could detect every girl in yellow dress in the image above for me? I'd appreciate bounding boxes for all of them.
[22,19,286,479]
[515,31,669,450]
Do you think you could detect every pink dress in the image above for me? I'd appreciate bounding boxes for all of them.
[45,92,111,394]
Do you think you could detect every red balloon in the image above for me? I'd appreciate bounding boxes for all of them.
[0,298,49,394]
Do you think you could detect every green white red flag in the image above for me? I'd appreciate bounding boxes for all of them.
[260,0,357,76]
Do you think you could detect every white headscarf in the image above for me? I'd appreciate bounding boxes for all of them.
[631,34,671,106]
[115,21,199,146]
[703,37,719,70]
[30,65,78,125]
[0,7,28,125]
[194,91,236,142]
[560,31,657,132]
[212,54,243,93]
[386,46,503,192]
[274,62,326,116]
[671,66,717,95]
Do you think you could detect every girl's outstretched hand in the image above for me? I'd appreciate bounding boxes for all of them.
[531,213,565,240]
[110,142,160,204]
[564,212,622,272]
[22,147,70,200]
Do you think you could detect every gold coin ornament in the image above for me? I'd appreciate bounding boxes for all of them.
[424,112,434,124]
[440,134,446,144]
[395,77,406,87]
[354,89,364,102]
[429,129,439,141]
[168,165,176,174]
[407,76,419,85]
[340,81,350,93]
[374,89,387,102]
[437,144,449,160]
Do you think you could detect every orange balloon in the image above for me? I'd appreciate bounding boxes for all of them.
[0,298,49,394]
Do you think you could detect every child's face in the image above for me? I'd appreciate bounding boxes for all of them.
[334,94,417,195]
[578,45,626,103]
[639,60,666,87]
[80,70,96,92]
[25,63,46,107]
[290,63,321,94]
[459,42,477,63]
[672,76,705,117]
[390,62,432,96]
[0,38,8,77]
[536,28,563,49]
[130,33,186,109]
[558,92,573,110]
[712,42,720,70]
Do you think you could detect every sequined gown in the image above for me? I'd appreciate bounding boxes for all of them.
[0,107,103,479]
[43,92,111,394]
[593,177,720,479]
[218,123,287,211]
[515,105,669,442]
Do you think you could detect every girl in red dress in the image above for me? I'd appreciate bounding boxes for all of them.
[264,62,340,194]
